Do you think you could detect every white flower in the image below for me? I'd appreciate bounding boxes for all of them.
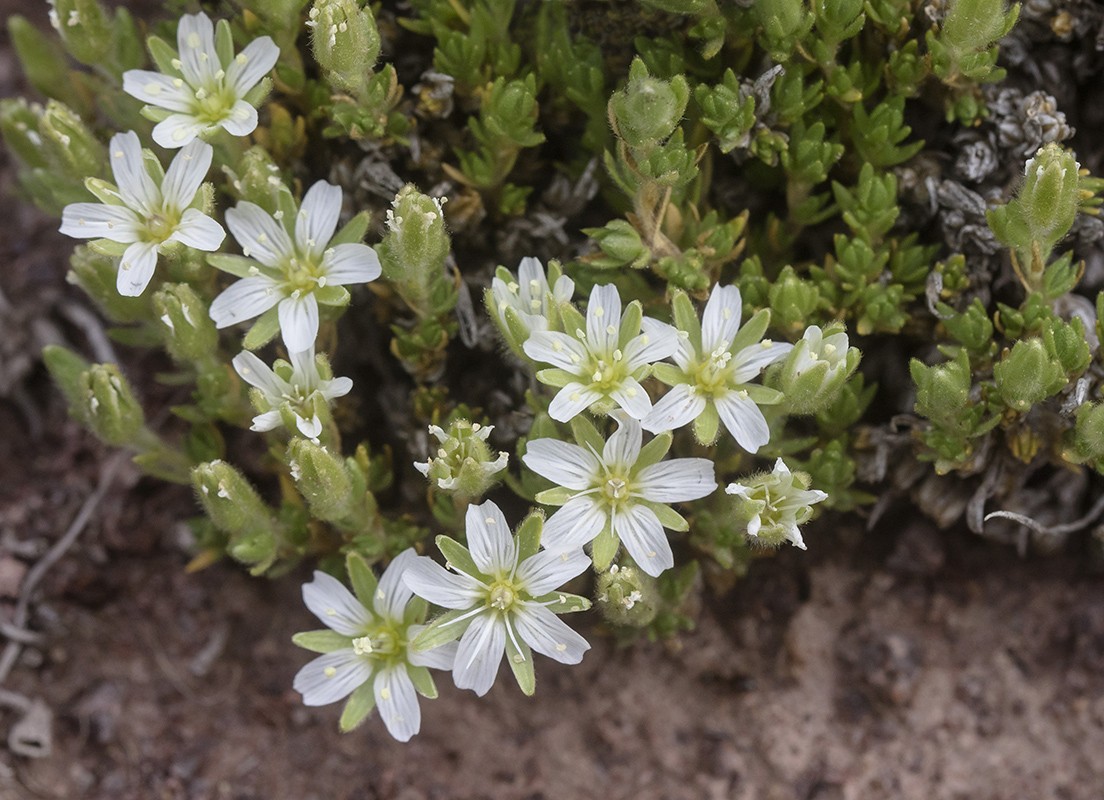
[232,345,352,438]
[490,256,575,336]
[643,284,793,452]
[403,501,592,697]
[209,181,381,352]
[59,131,224,296]
[413,421,508,496]
[292,550,457,742]
[522,412,716,577]
[122,12,280,148]
[523,283,678,422]
[725,458,828,550]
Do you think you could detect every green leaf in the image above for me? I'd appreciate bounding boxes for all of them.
[346,552,378,609]
[506,635,535,695]
[339,681,376,732]
[292,629,354,654]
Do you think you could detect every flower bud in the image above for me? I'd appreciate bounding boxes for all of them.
[39,100,107,185]
[779,325,861,414]
[414,420,508,500]
[287,438,354,522]
[152,284,218,362]
[596,563,658,628]
[583,219,651,269]
[486,257,574,358]
[78,364,145,446]
[52,0,112,66]
[67,246,148,323]
[308,0,381,92]
[1019,144,1081,253]
[377,185,450,315]
[608,58,689,151]
[725,459,827,549]
[993,338,1067,412]
[192,461,273,537]
[224,146,286,213]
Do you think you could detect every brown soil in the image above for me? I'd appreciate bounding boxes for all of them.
[2,6,1104,800]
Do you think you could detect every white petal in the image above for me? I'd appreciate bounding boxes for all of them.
[641,385,706,433]
[602,412,642,468]
[225,202,294,268]
[294,413,323,439]
[225,35,281,96]
[514,548,590,597]
[220,100,259,137]
[121,70,193,112]
[293,650,372,706]
[635,459,717,503]
[541,496,607,551]
[609,377,652,420]
[152,114,205,149]
[117,241,159,297]
[278,293,320,353]
[250,409,282,431]
[324,377,354,399]
[552,274,575,303]
[672,336,698,372]
[521,439,600,491]
[623,317,679,371]
[716,391,771,453]
[406,627,458,670]
[160,139,213,212]
[548,383,601,422]
[176,12,219,86]
[402,557,483,609]
[517,257,547,294]
[374,665,420,742]
[523,331,588,373]
[512,603,590,664]
[374,549,416,623]
[108,131,160,215]
[465,501,516,576]
[614,504,673,577]
[586,283,621,354]
[322,243,382,285]
[453,612,504,697]
[231,350,287,397]
[296,181,342,260]
[302,570,373,635]
[169,208,225,250]
[209,275,282,328]
[731,341,794,383]
[701,284,743,353]
[60,203,141,243]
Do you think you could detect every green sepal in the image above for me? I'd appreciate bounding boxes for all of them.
[404,595,429,626]
[339,681,376,732]
[729,308,771,353]
[89,239,129,257]
[693,402,720,444]
[641,500,688,531]
[412,608,477,651]
[243,307,281,350]
[532,591,592,613]
[561,303,587,337]
[315,285,350,307]
[408,665,438,699]
[208,253,260,278]
[516,512,543,561]
[535,487,575,505]
[744,384,783,405]
[346,551,378,609]
[636,431,672,469]
[146,35,181,77]
[569,414,605,453]
[506,635,536,695]
[214,19,234,69]
[330,211,371,246]
[591,522,619,571]
[436,535,485,581]
[652,363,687,386]
[618,301,643,349]
[292,629,354,654]
[670,291,702,355]
[140,105,173,122]
[536,368,577,388]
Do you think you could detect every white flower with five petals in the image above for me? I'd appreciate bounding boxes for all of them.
[59,131,224,296]
[122,12,279,148]
[643,284,793,452]
[522,412,716,577]
[489,256,575,336]
[523,283,677,422]
[209,181,381,353]
[292,550,457,742]
[232,345,352,439]
[403,501,592,697]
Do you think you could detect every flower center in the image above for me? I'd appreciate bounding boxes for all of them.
[602,474,633,507]
[191,81,238,124]
[352,628,399,657]
[693,343,734,395]
[488,583,516,611]
[143,212,178,244]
